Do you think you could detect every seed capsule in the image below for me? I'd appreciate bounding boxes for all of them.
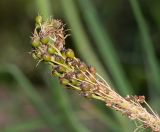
[43,54,51,61]
[35,15,42,24]
[88,66,96,74]
[52,70,61,77]
[56,65,66,73]
[81,92,92,99]
[60,78,69,85]
[41,37,49,44]
[80,83,90,91]
[79,62,87,71]
[55,55,65,63]
[48,47,56,54]
[32,40,40,47]
[76,72,85,80]
[64,72,75,79]
[61,50,66,58]
[65,49,75,59]
[71,79,79,86]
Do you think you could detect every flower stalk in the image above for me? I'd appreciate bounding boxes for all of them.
[30,15,160,131]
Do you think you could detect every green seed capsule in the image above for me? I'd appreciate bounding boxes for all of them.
[41,37,49,44]
[65,49,75,59]
[43,54,51,61]
[35,15,42,24]
[76,73,85,80]
[60,78,69,85]
[48,47,56,54]
[71,79,79,86]
[52,70,61,77]
[32,40,40,47]
[61,50,66,58]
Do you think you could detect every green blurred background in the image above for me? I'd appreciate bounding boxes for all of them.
[0,0,160,131]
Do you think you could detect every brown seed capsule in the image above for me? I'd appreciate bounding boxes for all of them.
[76,72,85,80]
[66,58,73,65]
[79,62,87,71]
[56,65,66,73]
[81,92,92,99]
[88,66,96,75]
[64,72,75,79]
[55,55,65,63]
[80,82,90,91]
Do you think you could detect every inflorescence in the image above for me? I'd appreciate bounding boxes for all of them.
[30,15,160,131]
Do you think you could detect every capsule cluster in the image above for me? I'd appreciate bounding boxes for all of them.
[31,15,107,99]
[30,16,160,132]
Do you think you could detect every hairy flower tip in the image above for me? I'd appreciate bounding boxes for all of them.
[31,15,67,63]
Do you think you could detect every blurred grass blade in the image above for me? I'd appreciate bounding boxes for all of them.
[4,118,46,132]
[130,0,160,93]
[88,104,122,131]
[60,0,110,82]
[77,0,133,95]
[35,0,51,18]
[0,64,61,131]
[43,70,90,132]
